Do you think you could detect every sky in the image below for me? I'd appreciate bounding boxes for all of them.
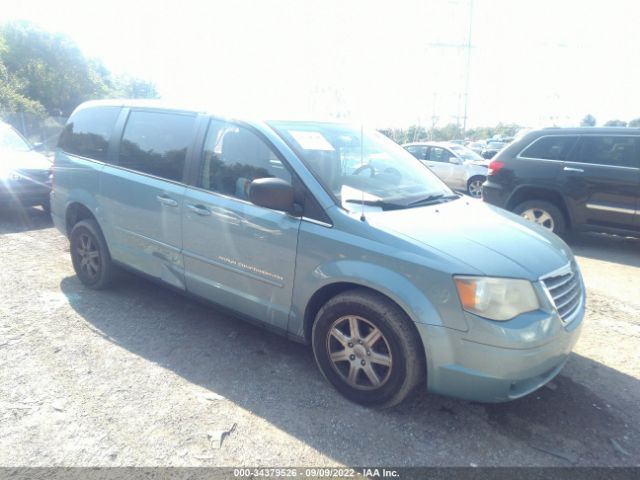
[2,0,640,129]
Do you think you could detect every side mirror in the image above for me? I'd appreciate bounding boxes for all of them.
[448,156,461,165]
[32,142,45,152]
[248,177,295,212]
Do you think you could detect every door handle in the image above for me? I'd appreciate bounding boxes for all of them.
[187,204,211,216]
[156,195,178,207]
[563,166,584,173]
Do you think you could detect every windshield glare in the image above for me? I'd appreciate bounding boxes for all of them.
[0,124,31,152]
[270,122,453,210]
[450,145,483,161]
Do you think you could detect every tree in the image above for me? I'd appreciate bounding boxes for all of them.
[432,123,463,141]
[628,118,640,128]
[0,33,45,117]
[580,114,596,127]
[109,74,159,99]
[1,21,104,115]
[603,119,627,127]
[0,21,159,117]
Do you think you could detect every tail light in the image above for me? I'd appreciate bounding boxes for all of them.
[488,160,504,175]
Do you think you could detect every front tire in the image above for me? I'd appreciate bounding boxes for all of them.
[514,199,567,237]
[70,219,114,289]
[312,289,425,407]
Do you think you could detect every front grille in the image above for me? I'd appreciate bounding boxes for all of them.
[542,264,582,323]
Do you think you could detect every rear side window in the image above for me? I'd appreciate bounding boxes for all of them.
[58,106,120,161]
[118,111,196,182]
[571,136,639,168]
[406,145,428,160]
[519,136,578,161]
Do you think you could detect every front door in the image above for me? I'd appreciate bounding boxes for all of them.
[561,135,640,231]
[425,146,455,185]
[443,149,468,190]
[182,119,300,331]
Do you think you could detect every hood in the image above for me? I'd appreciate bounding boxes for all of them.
[0,149,51,177]
[365,197,573,280]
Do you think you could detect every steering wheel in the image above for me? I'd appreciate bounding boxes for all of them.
[353,164,376,177]
[382,167,402,180]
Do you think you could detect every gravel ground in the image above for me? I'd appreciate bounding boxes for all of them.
[0,207,639,467]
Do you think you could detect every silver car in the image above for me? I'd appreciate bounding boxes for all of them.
[403,141,489,198]
[403,142,489,198]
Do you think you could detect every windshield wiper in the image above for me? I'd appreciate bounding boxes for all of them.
[344,199,406,210]
[407,193,460,207]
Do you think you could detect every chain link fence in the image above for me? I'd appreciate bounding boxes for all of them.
[1,112,67,156]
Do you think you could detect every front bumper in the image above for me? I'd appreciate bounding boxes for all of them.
[0,178,50,207]
[415,303,584,402]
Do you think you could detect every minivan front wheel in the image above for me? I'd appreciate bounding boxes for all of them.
[70,219,114,289]
[514,200,566,237]
[312,289,425,407]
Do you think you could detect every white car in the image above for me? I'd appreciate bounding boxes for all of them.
[403,141,489,198]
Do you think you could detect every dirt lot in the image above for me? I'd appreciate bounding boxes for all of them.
[1,207,639,467]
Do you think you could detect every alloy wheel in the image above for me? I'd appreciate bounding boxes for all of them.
[326,315,393,390]
[468,179,484,198]
[520,207,555,231]
[76,233,100,278]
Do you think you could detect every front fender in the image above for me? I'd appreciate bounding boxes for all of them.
[290,258,469,342]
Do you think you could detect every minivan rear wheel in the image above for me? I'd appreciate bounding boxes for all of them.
[514,200,566,237]
[70,219,114,289]
[312,289,425,407]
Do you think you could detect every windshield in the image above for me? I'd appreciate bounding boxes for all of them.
[270,121,454,210]
[0,124,31,152]
[450,145,483,161]
[487,141,505,149]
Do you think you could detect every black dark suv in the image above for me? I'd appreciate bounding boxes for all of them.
[482,128,639,237]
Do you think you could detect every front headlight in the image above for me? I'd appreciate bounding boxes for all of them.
[454,276,540,321]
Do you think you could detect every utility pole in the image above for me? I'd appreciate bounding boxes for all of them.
[424,0,474,139]
[462,0,474,138]
[430,93,438,141]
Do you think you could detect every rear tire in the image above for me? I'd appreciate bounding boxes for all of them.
[69,219,114,289]
[514,199,567,237]
[312,289,425,408]
[467,176,485,198]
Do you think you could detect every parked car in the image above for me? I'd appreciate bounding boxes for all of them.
[481,141,506,159]
[52,100,584,407]
[403,141,489,198]
[0,121,52,212]
[482,127,640,238]
[466,141,485,155]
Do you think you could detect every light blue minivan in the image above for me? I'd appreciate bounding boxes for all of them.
[51,100,585,407]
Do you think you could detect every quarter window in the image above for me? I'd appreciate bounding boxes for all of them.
[118,111,196,182]
[572,136,639,168]
[198,120,291,200]
[58,106,120,162]
[519,136,578,161]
